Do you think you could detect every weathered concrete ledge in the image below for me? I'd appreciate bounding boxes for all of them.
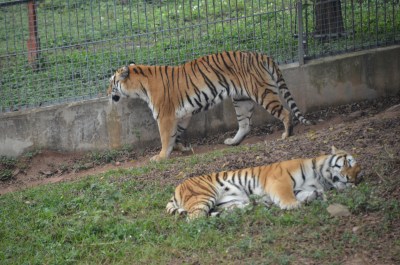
[1,45,399,157]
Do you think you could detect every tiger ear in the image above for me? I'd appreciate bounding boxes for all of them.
[117,66,130,81]
[331,146,338,154]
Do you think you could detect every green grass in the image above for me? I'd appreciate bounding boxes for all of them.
[0,0,399,111]
[1,144,399,264]
[0,156,17,181]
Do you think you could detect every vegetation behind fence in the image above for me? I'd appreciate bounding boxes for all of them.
[0,0,399,113]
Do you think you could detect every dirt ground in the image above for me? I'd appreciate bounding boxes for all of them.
[1,95,399,196]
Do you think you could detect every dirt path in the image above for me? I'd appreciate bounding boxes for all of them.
[1,95,399,195]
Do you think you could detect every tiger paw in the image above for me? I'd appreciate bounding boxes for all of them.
[224,138,238,146]
[150,154,165,162]
[173,143,192,153]
[315,190,324,199]
[280,201,301,210]
[281,132,289,140]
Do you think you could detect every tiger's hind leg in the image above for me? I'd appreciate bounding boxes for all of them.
[224,98,254,145]
[187,205,210,220]
[261,93,293,140]
[173,117,192,152]
[166,197,187,216]
[269,181,301,210]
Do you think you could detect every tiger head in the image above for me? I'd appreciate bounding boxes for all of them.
[107,66,131,102]
[329,146,362,190]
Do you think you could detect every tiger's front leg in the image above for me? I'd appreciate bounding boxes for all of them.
[151,117,178,161]
[294,189,323,203]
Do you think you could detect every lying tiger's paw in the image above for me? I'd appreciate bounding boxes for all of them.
[280,200,301,210]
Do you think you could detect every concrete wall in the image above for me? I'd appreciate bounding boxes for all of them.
[1,46,399,157]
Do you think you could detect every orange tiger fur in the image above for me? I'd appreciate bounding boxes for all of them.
[107,51,313,161]
[166,146,361,220]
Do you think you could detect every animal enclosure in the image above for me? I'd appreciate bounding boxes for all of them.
[0,0,399,112]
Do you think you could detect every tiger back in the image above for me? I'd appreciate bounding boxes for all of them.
[107,51,313,161]
[166,146,361,220]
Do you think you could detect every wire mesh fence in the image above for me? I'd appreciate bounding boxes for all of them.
[0,0,399,113]
[302,0,400,59]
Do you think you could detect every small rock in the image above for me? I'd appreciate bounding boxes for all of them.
[343,253,371,265]
[343,110,365,122]
[40,170,53,177]
[115,161,121,166]
[84,162,94,169]
[175,171,186,179]
[352,226,360,233]
[13,168,20,177]
[327,203,351,217]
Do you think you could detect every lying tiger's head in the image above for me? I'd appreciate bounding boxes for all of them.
[107,66,130,102]
[329,146,362,190]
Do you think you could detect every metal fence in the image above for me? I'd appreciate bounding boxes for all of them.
[0,0,399,113]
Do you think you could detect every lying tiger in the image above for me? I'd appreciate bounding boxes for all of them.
[107,51,313,161]
[166,146,361,220]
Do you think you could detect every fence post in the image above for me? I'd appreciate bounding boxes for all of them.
[297,0,305,65]
[27,0,40,69]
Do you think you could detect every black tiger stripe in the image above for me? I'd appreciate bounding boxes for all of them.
[183,67,191,91]
[185,91,195,108]
[271,105,281,116]
[216,173,224,187]
[237,170,243,186]
[210,65,231,95]
[193,97,203,109]
[300,164,306,182]
[247,181,254,195]
[265,100,280,110]
[199,60,212,73]
[137,66,147,77]
[243,171,248,187]
[219,52,235,74]
[222,171,228,181]
[216,200,240,207]
[312,158,317,171]
[288,170,296,188]
[202,92,209,101]
[294,190,302,196]
[190,59,198,78]
[210,54,226,73]
[197,67,218,97]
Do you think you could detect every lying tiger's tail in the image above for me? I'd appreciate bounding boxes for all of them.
[265,57,314,125]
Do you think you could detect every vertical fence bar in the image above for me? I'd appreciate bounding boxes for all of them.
[297,0,304,65]
[27,0,40,68]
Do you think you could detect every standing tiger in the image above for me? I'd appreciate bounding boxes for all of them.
[166,146,362,220]
[107,51,313,161]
